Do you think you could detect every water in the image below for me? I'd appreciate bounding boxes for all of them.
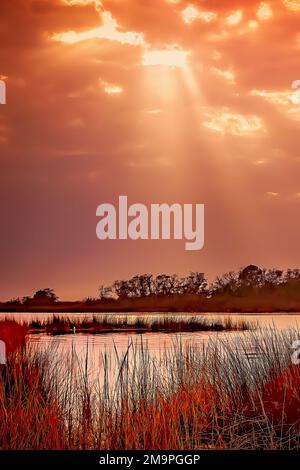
[1,312,299,395]
[1,311,299,356]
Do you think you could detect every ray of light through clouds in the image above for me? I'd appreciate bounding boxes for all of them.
[63,0,102,6]
[1,0,300,299]
[142,49,190,68]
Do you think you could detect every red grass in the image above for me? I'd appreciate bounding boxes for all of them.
[0,319,300,450]
[257,364,300,425]
[104,370,300,450]
[0,320,28,356]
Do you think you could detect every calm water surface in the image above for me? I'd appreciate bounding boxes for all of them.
[1,311,299,354]
[1,312,299,389]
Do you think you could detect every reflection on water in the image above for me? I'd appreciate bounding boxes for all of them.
[1,311,299,362]
[1,311,300,325]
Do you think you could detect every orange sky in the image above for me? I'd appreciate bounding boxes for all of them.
[0,0,300,300]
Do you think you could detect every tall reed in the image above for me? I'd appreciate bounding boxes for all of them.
[0,322,299,449]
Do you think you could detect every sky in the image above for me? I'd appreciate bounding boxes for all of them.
[0,0,300,300]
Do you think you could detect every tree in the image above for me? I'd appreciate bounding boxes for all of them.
[155,274,178,296]
[83,297,98,304]
[5,297,22,305]
[113,279,133,298]
[238,265,263,289]
[99,285,117,300]
[184,272,207,295]
[263,269,284,289]
[285,269,300,281]
[211,271,239,296]
[23,288,58,306]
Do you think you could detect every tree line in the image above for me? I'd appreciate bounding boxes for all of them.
[4,265,300,306]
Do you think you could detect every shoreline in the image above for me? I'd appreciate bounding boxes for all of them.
[1,310,300,316]
[1,316,252,335]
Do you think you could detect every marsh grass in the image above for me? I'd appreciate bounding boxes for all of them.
[0,321,299,449]
[28,314,252,335]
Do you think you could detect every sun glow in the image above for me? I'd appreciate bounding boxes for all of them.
[142,50,190,68]
[63,0,102,7]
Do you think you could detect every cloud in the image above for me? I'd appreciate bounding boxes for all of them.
[1,0,300,298]
[226,10,243,25]
[248,20,259,30]
[52,10,145,45]
[99,79,123,94]
[250,89,293,105]
[181,5,217,24]
[202,108,265,136]
[250,88,300,120]
[256,2,273,21]
[282,0,300,11]
[209,67,235,84]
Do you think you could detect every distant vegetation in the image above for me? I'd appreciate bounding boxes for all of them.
[2,265,300,312]
[27,315,251,335]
